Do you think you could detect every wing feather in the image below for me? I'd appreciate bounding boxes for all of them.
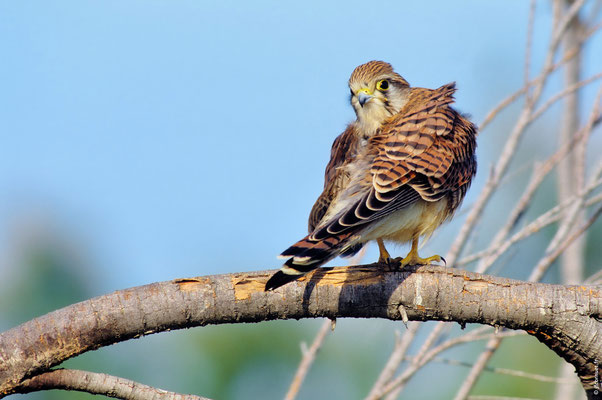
[307,124,359,232]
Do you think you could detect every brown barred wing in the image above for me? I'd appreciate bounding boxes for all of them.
[308,125,358,232]
[371,83,476,208]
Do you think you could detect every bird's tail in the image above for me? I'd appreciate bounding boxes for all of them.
[265,231,355,291]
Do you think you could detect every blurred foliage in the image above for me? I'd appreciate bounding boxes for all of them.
[0,236,98,400]
[1,244,90,326]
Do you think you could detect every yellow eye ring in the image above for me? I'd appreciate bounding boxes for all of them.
[376,80,389,91]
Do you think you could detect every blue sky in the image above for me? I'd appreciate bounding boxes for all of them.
[1,1,598,292]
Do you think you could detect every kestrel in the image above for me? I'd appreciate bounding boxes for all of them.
[265,61,477,291]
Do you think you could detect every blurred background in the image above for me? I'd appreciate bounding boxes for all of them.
[1,1,601,399]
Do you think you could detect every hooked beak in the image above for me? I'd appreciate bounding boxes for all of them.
[357,89,373,107]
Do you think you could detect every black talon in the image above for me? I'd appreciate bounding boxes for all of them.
[378,257,400,271]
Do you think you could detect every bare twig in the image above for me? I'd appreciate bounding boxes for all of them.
[585,265,602,284]
[479,43,593,132]
[479,0,598,132]
[524,0,537,103]
[530,72,602,123]
[459,172,602,269]
[377,329,525,398]
[284,319,332,400]
[459,83,601,273]
[423,356,576,384]
[365,323,421,400]
[382,321,453,399]
[16,369,210,400]
[529,203,602,282]
[454,335,503,400]
[459,92,602,270]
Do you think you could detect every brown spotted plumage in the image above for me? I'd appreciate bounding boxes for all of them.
[266,61,477,291]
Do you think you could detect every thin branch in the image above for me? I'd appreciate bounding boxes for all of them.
[585,265,602,284]
[284,319,332,400]
[478,32,598,132]
[530,72,602,123]
[553,0,586,46]
[586,192,602,207]
[583,21,602,39]
[529,158,602,282]
[380,328,490,399]
[463,97,602,270]
[524,0,537,102]
[460,83,602,271]
[476,78,602,272]
[454,5,596,275]
[529,203,602,282]
[377,329,525,398]
[459,173,602,269]
[478,0,599,132]
[365,323,421,400]
[454,335,503,400]
[422,355,575,384]
[382,321,453,399]
[15,369,209,400]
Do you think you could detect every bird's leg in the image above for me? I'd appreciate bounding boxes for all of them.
[377,238,391,262]
[398,236,445,267]
[377,238,399,270]
[377,238,393,262]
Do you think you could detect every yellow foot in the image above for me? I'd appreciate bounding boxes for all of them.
[397,251,446,268]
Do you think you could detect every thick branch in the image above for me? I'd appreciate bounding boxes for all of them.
[0,265,600,397]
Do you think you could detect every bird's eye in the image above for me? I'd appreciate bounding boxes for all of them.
[376,80,389,91]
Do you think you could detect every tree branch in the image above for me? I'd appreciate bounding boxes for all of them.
[14,369,209,400]
[0,265,600,397]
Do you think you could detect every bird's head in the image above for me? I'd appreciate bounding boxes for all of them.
[348,61,410,134]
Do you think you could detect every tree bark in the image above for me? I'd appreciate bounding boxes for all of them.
[0,264,600,397]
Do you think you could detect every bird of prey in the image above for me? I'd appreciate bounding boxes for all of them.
[265,61,477,291]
